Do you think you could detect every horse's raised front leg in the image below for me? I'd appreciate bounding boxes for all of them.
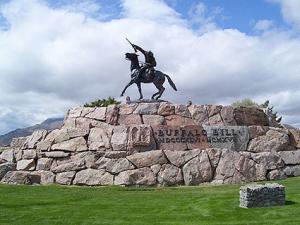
[136,82,143,99]
[121,80,134,97]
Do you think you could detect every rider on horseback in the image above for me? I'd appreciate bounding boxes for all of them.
[131,43,157,81]
[122,41,177,100]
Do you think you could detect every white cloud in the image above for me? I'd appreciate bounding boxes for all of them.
[268,0,300,29]
[254,19,275,31]
[121,0,181,24]
[59,0,102,15]
[188,2,222,33]
[0,90,73,132]
[0,0,299,134]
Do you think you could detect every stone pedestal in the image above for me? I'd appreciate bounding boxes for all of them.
[1,102,300,187]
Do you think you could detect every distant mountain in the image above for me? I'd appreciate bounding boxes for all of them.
[0,118,64,146]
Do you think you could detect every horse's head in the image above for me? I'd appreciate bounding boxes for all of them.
[125,52,140,71]
[125,52,139,61]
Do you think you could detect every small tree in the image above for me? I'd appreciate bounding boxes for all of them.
[259,100,270,108]
[84,97,120,107]
[259,100,282,125]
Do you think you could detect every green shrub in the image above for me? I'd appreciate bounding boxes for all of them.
[84,97,120,107]
[231,98,259,107]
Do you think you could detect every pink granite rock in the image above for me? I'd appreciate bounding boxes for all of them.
[157,164,183,186]
[165,115,195,126]
[234,106,269,126]
[142,115,165,126]
[188,105,209,125]
[220,106,237,126]
[158,102,175,116]
[289,129,300,148]
[118,114,142,125]
[127,150,167,168]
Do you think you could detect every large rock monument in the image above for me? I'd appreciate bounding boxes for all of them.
[1,102,300,186]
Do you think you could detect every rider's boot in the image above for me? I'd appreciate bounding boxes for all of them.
[146,68,155,81]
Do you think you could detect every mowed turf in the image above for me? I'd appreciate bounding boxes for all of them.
[0,177,299,225]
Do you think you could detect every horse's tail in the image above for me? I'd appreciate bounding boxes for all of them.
[164,74,177,91]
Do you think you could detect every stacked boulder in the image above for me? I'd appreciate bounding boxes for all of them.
[0,102,300,186]
[240,183,285,208]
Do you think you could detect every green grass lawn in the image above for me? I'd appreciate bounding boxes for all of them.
[0,177,299,225]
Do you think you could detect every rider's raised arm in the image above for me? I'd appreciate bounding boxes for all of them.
[133,44,146,55]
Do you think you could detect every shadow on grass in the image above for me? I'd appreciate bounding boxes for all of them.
[285,200,296,205]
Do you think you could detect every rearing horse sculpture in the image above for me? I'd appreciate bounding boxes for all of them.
[121,53,177,100]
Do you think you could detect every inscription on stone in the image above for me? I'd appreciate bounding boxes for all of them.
[153,125,210,150]
[153,125,249,151]
[203,125,249,151]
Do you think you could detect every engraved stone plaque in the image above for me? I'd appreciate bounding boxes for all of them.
[203,125,249,151]
[153,125,210,151]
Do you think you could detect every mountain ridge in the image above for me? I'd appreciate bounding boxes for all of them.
[0,118,64,146]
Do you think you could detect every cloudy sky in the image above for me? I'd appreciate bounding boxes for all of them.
[0,0,299,134]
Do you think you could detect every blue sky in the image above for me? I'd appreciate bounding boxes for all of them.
[181,0,286,33]
[44,0,286,32]
[0,0,291,34]
[0,0,299,134]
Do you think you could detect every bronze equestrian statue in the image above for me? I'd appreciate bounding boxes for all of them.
[121,40,177,100]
